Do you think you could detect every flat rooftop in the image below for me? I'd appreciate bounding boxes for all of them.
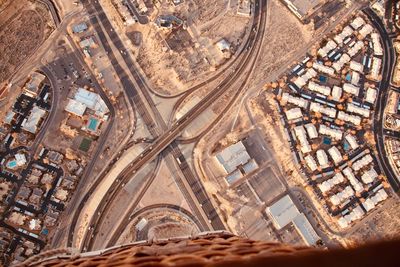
[283,0,323,18]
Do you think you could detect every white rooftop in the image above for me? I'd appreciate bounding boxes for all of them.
[216,141,251,174]
[65,99,87,117]
[21,106,47,134]
[265,195,300,230]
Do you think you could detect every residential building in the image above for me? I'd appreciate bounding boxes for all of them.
[352,154,373,171]
[305,155,318,171]
[21,106,47,134]
[294,126,312,154]
[285,107,303,121]
[319,124,343,140]
[24,72,45,98]
[365,87,377,103]
[316,149,329,168]
[328,146,343,165]
[343,167,363,193]
[343,83,360,96]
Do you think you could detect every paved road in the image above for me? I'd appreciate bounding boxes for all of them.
[364,8,400,192]
[74,0,267,251]
[124,0,149,24]
[36,0,61,26]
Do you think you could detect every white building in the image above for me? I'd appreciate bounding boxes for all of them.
[265,195,300,230]
[285,107,303,121]
[319,124,343,140]
[347,103,370,118]
[331,86,342,101]
[21,106,47,134]
[329,185,354,206]
[308,81,331,96]
[75,88,109,116]
[338,111,361,126]
[305,155,318,172]
[304,123,318,139]
[328,146,343,165]
[266,195,320,245]
[281,93,309,109]
[312,62,335,76]
[318,40,337,58]
[352,154,373,172]
[345,134,359,150]
[65,99,87,117]
[362,189,388,212]
[216,141,251,174]
[358,24,373,39]
[365,87,377,104]
[350,17,366,30]
[347,41,363,57]
[318,172,345,193]
[294,126,311,154]
[338,205,365,228]
[371,32,383,56]
[316,149,329,168]
[294,68,317,88]
[334,26,353,45]
[351,71,360,85]
[310,102,337,118]
[350,61,364,73]
[15,153,27,167]
[370,57,382,81]
[343,167,363,193]
[361,167,378,184]
[292,213,321,246]
[333,53,351,72]
[343,83,360,96]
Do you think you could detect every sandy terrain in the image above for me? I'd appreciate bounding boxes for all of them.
[190,0,228,25]
[0,0,54,84]
[249,0,312,88]
[345,197,400,246]
[392,40,400,86]
[127,0,250,95]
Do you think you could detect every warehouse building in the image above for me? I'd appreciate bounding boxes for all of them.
[282,0,324,22]
[266,195,321,246]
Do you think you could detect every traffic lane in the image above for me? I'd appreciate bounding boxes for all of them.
[125,0,149,24]
[78,0,268,243]
[364,7,399,191]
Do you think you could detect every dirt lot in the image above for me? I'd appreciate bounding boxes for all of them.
[126,0,251,96]
[249,0,312,88]
[345,197,400,246]
[136,26,210,96]
[190,0,228,25]
[0,0,54,84]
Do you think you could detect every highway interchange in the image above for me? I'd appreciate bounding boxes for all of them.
[65,0,269,252]
[33,0,400,253]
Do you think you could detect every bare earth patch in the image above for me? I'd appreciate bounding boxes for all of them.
[0,1,53,83]
[191,0,228,25]
[249,0,313,88]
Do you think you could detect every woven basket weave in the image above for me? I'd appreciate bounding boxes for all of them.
[17,231,400,267]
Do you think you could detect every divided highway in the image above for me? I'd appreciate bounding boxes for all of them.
[363,8,400,192]
[70,0,267,252]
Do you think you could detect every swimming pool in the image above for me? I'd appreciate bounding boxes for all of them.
[323,137,331,145]
[345,73,351,81]
[6,160,17,169]
[343,142,350,151]
[88,118,99,131]
[319,75,327,83]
